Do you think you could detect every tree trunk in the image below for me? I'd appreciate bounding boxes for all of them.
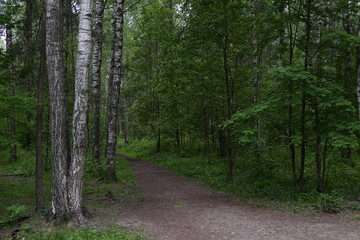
[156,131,161,153]
[92,0,105,164]
[35,5,46,212]
[218,129,226,158]
[203,108,209,158]
[62,0,73,173]
[253,49,261,161]
[46,0,69,220]
[289,80,298,188]
[299,0,313,187]
[6,21,17,162]
[119,97,129,143]
[24,0,34,148]
[223,37,234,183]
[9,83,17,161]
[314,100,323,192]
[357,16,360,120]
[176,128,181,148]
[105,0,125,182]
[68,0,92,226]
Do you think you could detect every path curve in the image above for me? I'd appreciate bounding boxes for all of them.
[114,154,360,240]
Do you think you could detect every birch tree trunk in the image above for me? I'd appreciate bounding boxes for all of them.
[105,0,125,182]
[69,0,92,226]
[46,0,69,220]
[92,0,105,164]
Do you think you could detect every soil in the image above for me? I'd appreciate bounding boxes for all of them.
[90,154,360,240]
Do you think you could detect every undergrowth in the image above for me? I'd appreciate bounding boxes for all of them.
[120,138,360,214]
[0,146,140,238]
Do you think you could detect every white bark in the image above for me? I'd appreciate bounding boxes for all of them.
[105,0,125,182]
[92,0,105,163]
[46,0,69,219]
[69,0,92,226]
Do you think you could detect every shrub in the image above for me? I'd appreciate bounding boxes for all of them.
[318,193,342,214]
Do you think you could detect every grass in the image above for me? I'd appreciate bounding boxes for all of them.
[16,226,147,240]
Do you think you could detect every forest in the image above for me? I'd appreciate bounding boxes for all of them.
[1,0,360,238]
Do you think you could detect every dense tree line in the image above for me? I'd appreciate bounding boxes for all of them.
[123,0,360,191]
[0,0,360,226]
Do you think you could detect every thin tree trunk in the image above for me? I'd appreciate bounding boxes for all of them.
[340,1,353,166]
[68,0,92,226]
[9,84,16,161]
[105,0,125,182]
[357,16,360,120]
[322,138,328,191]
[203,108,209,158]
[6,21,17,161]
[24,0,34,148]
[46,0,69,220]
[218,129,226,158]
[92,0,105,163]
[119,97,128,143]
[314,100,323,192]
[223,34,234,183]
[253,50,261,161]
[287,5,299,188]
[156,131,161,153]
[299,0,313,187]
[35,5,46,212]
[289,80,298,188]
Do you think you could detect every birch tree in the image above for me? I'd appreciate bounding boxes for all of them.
[46,0,92,225]
[46,0,69,220]
[68,0,92,226]
[92,0,105,164]
[105,0,125,182]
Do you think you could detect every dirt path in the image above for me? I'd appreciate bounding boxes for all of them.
[104,154,360,240]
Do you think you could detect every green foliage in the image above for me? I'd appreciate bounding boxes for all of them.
[317,193,342,214]
[83,151,138,198]
[0,147,38,176]
[20,227,146,240]
[119,138,156,158]
[121,139,360,213]
[0,205,28,225]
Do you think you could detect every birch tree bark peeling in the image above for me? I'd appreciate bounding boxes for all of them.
[46,0,69,220]
[105,0,125,182]
[69,0,92,226]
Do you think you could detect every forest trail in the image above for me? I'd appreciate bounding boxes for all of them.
[103,154,360,240]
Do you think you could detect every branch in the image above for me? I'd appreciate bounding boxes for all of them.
[123,0,141,14]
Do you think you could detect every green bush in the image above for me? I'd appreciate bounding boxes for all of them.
[318,193,342,214]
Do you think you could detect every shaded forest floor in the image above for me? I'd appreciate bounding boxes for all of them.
[90,154,360,240]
